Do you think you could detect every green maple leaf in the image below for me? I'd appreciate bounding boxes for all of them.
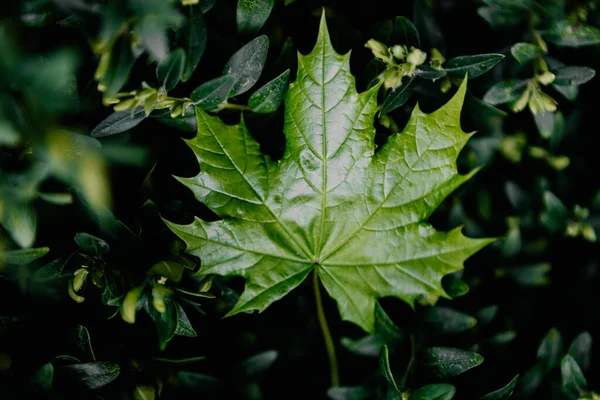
[165,15,495,333]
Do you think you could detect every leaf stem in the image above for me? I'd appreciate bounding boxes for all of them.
[312,270,340,388]
[217,101,252,112]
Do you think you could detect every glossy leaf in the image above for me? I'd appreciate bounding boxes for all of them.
[483,80,528,105]
[74,233,109,256]
[568,331,592,371]
[174,303,197,337]
[552,66,595,86]
[419,307,477,335]
[149,260,185,282]
[157,48,186,91]
[223,35,269,97]
[199,0,216,13]
[237,0,274,35]
[148,293,178,349]
[181,6,207,82]
[59,361,120,390]
[420,347,484,378]
[478,375,519,400]
[392,16,420,48]
[99,34,137,98]
[341,335,384,357]
[381,75,416,115]
[543,20,600,47]
[478,7,525,28]
[248,69,290,113]
[91,107,146,138]
[510,43,538,64]
[444,54,504,78]
[31,362,54,392]
[72,325,95,362]
[537,327,563,372]
[415,65,447,80]
[411,383,456,400]
[1,203,36,248]
[241,350,278,377]
[561,354,587,394]
[166,15,493,333]
[540,191,569,233]
[0,247,49,265]
[191,75,236,109]
[134,385,156,400]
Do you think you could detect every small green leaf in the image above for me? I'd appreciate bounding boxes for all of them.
[500,263,551,287]
[476,305,498,326]
[99,34,137,98]
[39,192,73,205]
[0,247,49,265]
[181,6,207,82]
[510,43,538,64]
[442,274,469,298]
[148,293,178,350]
[74,233,109,256]
[561,354,587,394]
[541,191,569,233]
[91,107,146,138]
[411,383,456,400]
[1,203,36,248]
[415,65,447,80]
[134,384,156,400]
[419,307,477,335]
[149,260,185,282]
[241,350,278,377]
[379,345,399,392]
[478,375,519,400]
[174,303,197,337]
[552,66,595,86]
[171,371,222,389]
[237,0,274,35]
[31,362,54,392]
[534,111,555,139]
[568,331,592,371]
[59,361,120,390]
[157,49,186,91]
[444,54,504,78]
[199,0,216,13]
[392,16,420,48]
[340,335,384,357]
[190,75,236,109]
[483,80,529,105]
[248,69,290,113]
[478,7,525,28]
[121,286,143,324]
[537,327,563,372]
[552,84,579,101]
[72,325,96,362]
[381,75,415,114]
[517,363,544,398]
[420,347,484,378]
[223,35,269,97]
[543,20,600,47]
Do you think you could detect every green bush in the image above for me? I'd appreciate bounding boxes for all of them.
[1,0,599,399]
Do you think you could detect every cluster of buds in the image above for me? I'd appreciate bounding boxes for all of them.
[104,83,192,118]
[365,39,427,89]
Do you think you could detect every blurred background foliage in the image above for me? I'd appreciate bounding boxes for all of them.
[1,0,599,399]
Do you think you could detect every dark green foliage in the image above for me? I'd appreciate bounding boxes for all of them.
[1,1,599,399]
